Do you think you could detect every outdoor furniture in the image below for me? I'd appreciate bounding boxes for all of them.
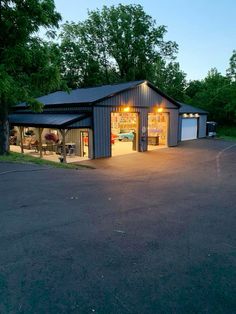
[22,137,38,150]
[66,143,76,156]
[56,143,76,156]
[9,135,17,145]
[41,143,57,155]
[31,140,39,152]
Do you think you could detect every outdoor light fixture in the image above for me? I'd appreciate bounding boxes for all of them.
[195,114,199,117]
[123,106,130,112]
[183,114,188,118]
[157,107,163,113]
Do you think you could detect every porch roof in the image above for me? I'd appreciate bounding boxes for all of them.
[9,113,91,129]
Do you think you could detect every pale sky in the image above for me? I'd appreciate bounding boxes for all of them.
[53,0,236,81]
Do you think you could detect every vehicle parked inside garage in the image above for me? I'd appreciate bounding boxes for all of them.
[117,130,135,141]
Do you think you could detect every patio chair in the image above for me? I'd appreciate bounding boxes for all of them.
[31,140,39,152]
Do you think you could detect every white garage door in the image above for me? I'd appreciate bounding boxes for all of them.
[181,118,198,141]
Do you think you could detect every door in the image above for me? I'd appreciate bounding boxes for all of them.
[181,118,198,141]
[80,131,89,157]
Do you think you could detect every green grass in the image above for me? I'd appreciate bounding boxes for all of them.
[217,126,236,141]
[0,152,90,169]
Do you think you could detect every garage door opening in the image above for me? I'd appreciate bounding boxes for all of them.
[111,112,139,156]
[181,118,198,141]
[148,113,168,150]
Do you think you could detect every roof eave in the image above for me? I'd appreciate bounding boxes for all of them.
[9,113,91,129]
[15,102,93,110]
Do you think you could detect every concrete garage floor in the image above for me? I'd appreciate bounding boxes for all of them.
[111,140,167,157]
[111,140,136,156]
[0,139,236,313]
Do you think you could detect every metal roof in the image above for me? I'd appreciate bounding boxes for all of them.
[16,80,181,109]
[179,103,208,114]
[17,81,145,107]
[9,113,90,128]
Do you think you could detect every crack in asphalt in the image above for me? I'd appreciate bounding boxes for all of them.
[216,143,236,178]
[0,167,52,176]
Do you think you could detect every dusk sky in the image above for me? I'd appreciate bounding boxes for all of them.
[54,0,236,81]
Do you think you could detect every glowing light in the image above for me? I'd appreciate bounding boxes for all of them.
[195,113,199,117]
[123,106,130,112]
[189,113,194,117]
[157,107,163,113]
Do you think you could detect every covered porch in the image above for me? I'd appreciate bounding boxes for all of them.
[9,113,93,163]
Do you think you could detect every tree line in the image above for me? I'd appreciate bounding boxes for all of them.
[0,1,235,154]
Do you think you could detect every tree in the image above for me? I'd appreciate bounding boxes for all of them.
[186,68,235,124]
[59,22,110,88]
[0,0,61,155]
[152,59,187,101]
[59,4,178,87]
[227,50,236,81]
[184,80,203,100]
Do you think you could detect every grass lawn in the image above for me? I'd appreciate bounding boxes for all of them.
[0,152,90,169]
[217,126,236,141]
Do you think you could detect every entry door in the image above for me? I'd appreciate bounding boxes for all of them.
[181,118,198,141]
[80,131,89,156]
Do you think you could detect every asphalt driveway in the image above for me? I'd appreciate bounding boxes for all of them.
[0,139,236,313]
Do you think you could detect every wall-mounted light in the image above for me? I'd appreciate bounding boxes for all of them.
[195,113,199,117]
[183,113,188,118]
[123,106,130,112]
[189,113,194,117]
[157,107,163,113]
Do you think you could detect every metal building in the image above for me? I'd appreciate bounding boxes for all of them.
[9,81,206,162]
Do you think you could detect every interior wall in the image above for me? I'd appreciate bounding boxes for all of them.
[66,129,90,156]
[148,113,168,147]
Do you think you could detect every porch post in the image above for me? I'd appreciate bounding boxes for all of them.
[38,128,43,158]
[19,126,24,154]
[60,129,67,163]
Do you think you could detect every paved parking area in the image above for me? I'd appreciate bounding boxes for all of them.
[0,139,236,313]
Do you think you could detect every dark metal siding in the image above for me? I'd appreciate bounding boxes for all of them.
[198,115,207,138]
[68,117,92,128]
[178,117,183,141]
[168,110,179,146]
[93,107,112,158]
[97,84,177,109]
